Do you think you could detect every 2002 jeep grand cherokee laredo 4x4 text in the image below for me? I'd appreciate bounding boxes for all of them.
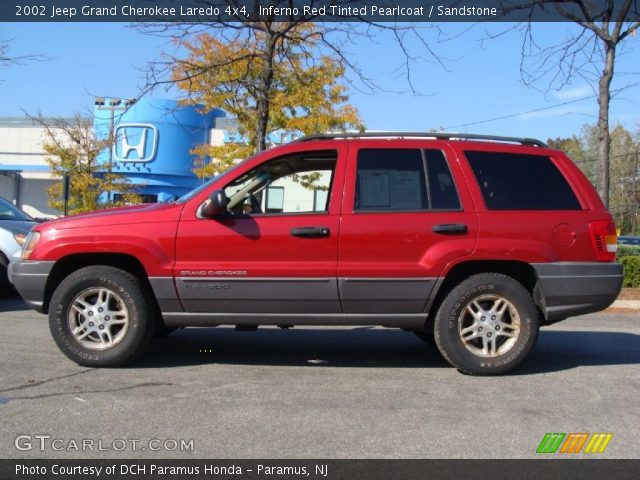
[9,133,623,375]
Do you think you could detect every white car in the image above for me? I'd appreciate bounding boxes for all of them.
[0,197,37,289]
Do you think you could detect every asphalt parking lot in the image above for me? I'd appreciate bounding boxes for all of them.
[0,296,638,459]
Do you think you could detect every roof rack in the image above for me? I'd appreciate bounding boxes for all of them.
[295,132,548,148]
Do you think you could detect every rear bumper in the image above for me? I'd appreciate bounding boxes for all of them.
[532,262,623,323]
[8,259,54,314]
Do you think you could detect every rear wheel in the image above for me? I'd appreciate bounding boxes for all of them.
[434,273,539,375]
[49,266,154,367]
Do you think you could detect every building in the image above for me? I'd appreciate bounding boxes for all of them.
[0,117,63,218]
[0,98,305,216]
[0,99,224,215]
[94,98,224,203]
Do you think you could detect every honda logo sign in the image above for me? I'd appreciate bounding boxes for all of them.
[113,123,158,162]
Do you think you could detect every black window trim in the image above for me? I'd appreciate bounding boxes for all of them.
[421,149,433,209]
[423,148,463,211]
[235,211,331,218]
[353,207,464,215]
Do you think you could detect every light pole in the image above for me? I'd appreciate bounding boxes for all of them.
[94,97,136,206]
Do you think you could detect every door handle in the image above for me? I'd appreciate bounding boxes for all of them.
[432,223,468,234]
[290,226,331,238]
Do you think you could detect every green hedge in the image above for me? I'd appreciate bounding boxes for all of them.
[617,245,640,260]
[620,256,640,288]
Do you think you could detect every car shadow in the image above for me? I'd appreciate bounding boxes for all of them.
[134,327,640,374]
[517,329,640,375]
[136,327,449,369]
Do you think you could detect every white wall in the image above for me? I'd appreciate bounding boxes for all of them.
[0,125,51,167]
[19,174,59,218]
[0,174,16,202]
[267,171,332,213]
[0,122,62,217]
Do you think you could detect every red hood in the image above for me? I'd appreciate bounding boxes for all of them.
[36,202,184,231]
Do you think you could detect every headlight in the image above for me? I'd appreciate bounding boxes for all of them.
[13,233,26,246]
[21,231,40,259]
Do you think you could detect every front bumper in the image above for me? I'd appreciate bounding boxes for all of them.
[532,262,623,323]
[8,259,55,313]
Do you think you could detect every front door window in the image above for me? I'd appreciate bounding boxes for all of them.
[223,152,336,215]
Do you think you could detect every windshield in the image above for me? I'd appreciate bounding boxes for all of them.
[0,197,34,221]
[175,154,258,204]
[176,177,218,204]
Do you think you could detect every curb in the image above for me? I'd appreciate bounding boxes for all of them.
[608,299,640,311]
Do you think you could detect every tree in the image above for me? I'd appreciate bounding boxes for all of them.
[548,133,593,182]
[500,0,639,208]
[548,123,639,233]
[1,40,46,73]
[0,42,14,68]
[171,22,363,178]
[607,125,637,233]
[139,4,442,177]
[31,114,140,215]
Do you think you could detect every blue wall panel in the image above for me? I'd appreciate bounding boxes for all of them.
[95,98,225,202]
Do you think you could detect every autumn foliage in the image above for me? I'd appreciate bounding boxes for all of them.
[172,23,363,178]
[37,115,140,215]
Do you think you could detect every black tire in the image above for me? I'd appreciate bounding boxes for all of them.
[434,273,539,375]
[0,253,8,284]
[0,253,16,296]
[49,266,155,367]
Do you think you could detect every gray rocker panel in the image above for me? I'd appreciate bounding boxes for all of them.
[339,277,437,313]
[174,277,341,313]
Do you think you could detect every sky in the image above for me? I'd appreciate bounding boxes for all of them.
[1,21,639,142]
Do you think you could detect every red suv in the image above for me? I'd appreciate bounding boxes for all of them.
[9,133,623,375]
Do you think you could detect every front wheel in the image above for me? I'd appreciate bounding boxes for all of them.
[0,253,15,295]
[434,273,539,375]
[49,266,154,367]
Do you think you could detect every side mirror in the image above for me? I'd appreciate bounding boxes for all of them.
[200,190,230,218]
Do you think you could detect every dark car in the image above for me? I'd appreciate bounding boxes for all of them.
[618,236,640,246]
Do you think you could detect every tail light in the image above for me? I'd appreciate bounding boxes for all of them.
[588,220,617,262]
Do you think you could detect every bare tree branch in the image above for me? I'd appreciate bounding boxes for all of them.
[492,0,640,208]
[134,0,444,99]
[0,40,47,70]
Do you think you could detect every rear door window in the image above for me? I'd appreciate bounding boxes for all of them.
[465,151,581,210]
[355,149,460,211]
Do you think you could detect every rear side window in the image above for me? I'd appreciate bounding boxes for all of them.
[355,149,460,211]
[465,151,581,210]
